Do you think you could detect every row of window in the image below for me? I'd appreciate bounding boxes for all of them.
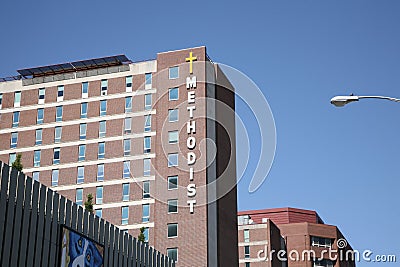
[11,97,148,128]
[27,161,179,189]
[4,66,181,111]
[10,100,182,130]
[75,184,153,207]
[9,115,152,149]
[5,74,154,108]
[10,150,177,172]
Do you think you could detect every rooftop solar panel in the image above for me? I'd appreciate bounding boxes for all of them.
[17,54,131,78]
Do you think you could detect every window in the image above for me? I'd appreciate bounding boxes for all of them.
[14,91,21,107]
[313,259,334,267]
[244,229,250,242]
[53,147,60,165]
[245,263,250,267]
[51,169,59,186]
[145,73,152,88]
[121,206,129,225]
[244,246,250,259]
[125,97,132,113]
[56,106,63,122]
[78,145,86,161]
[142,204,150,222]
[122,183,129,201]
[82,82,88,98]
[76,189,83,205]
[143,158,151,176]
[81,102,88,118]
[167,223,178,238]
[124,118,131,134]
[37,108,44,124]
[168,176,178,190]
[169,87,179,100]
[143,228,149,242]
[126,76,132,92]
[77,166,84,184]
[0,93,2,109]
[12,111,20,128]
[32,171,39,181]
[34,150,41,167]
[35,129,42,145]
[38,88,45,104]
[167,248,178,262]
[311,236,332,248]
[168,131,178,144]
[168,153,178,167]
[96,186,103,204]
[9,153,16,166]
[99,120,106,138]
[98,142,105,159]
[124,139,131,156]
[101,80,108,94]
[100,100,107,116]
[97,164,104,181]
[80,123,87,140]
[10,132,18,148]
[55,126,62,143]
[168,199,178,213]
[144,94,152,110]
[123,161,130,178]
[95,209,102,218]
[144,115,151,132]
[144,136,151,153]
[169,66,179,79]
[57,85,64,101]
[168,109,178,122]
[143,181,150,199]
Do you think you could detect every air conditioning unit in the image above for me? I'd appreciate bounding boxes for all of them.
[101,90,107,96]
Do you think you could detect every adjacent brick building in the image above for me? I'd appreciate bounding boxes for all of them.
[0,46,238,267]
[238,208,356,267]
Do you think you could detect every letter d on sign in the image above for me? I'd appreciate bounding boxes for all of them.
[187,152,196,165]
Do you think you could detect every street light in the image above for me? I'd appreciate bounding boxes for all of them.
[330,95,400,107]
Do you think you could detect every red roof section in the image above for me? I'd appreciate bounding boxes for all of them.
[238,207,324,225]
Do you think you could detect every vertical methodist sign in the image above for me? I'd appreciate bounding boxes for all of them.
[185,52,197,214]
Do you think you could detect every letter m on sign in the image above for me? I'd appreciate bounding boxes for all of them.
[186,76,197,89]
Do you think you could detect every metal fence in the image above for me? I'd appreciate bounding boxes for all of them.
[0,161,174,267]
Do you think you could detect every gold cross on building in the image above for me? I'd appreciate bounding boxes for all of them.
[186,52,197,74]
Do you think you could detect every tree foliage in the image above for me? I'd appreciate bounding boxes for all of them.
[138,227,146,242]
[84,193,94,213]
[12,154,23,172]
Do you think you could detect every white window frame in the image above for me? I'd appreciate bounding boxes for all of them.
[82,82,89,99]
[167,223,178,238]
[96,186,103,204]
[145,73,152,89]
[168,199,178,214]
[168,153,178,167]
[55,126,62,143]
[38,88,45,104]
[77,166,85,184]
[14,91,21,107]
[51,169,59,186]
[168,109,178,122]
[57,85,64,102]
[126,76,132,92]
[169,66,179,80]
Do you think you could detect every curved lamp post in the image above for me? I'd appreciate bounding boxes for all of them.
[330,95,400,107]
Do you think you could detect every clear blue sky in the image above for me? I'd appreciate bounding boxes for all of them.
[1,1,399,265]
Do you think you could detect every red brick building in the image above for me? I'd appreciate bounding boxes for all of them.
[0,46,238,267]
[238,208,356,267]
